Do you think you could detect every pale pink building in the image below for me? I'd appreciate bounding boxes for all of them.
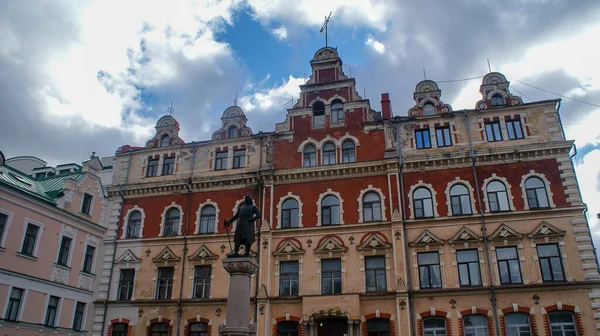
[0,155,107,335]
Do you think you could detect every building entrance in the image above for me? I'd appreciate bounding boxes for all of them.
[317,318,348,336]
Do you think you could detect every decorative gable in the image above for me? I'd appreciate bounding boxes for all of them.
[145,115,184,148]
[314,235,347,254]
[489,224,523,242]
[273,238,305,257]
[409,230,444,247]
[188,245,218,263]
[448,227,482,244]
[152,246,181,264]
[357,232,391,251]
[115,249,141,264]
[527,221,566,241]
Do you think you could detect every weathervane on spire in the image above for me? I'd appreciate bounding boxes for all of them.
[233,92,238,106]
[167,102,174,116]
[320,12,332,47]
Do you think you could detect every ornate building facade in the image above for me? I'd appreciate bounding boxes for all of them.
[93,47,600,336]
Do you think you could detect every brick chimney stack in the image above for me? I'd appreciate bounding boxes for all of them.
[381,93,392,120]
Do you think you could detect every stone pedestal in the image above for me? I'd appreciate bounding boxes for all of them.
[219,257,258,336]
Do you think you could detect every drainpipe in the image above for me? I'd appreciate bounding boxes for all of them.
[463,111,500,334]
[254,132,265,324]
[176,143,198,336]
[393,117,417,336]
[100,150,133,336]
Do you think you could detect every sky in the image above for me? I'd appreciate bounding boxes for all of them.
[0,0,599,239]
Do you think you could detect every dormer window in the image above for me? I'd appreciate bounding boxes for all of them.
[313,101,325,127]
[160,135,170,147]
[491,94,505,107]
[423,102,435,116]
[228,126,238,139]
[331,100,344,123]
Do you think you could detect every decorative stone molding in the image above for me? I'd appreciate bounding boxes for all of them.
[316,189,344,226]
[488,224,523,243]
[519,170,556,210]
[195,199,220,234]
[276,193,303,228]
[116,249,141,264]
[314,234,348,255]
[188,245,218,263]
[527,221,565,242]
[273,238,305,257]
[475,72,523,110]
[481,174,515,213]
[121,205,146,239]
[152,246,181,265]
[448,226,482,244]
[51,264,70,284]
[444,178,477,216]
[356,232,392,251]
[222,257,258,275]
[409,230,444,247]
[77,272,94,291]
[407,180,439,219]
[357,185,387,223]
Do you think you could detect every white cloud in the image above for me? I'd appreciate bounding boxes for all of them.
[271,26,287,40]
[239,75,306,113]
[365,34,385,54]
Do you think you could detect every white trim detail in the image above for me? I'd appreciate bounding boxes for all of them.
[121,205,146,239]
[316,188,344,226]
[444,177,478,216]
[481,174,516,213]
[320,138,338,165]
[195,199,220,234]
[0,208,14,248]
[19,218,45,257]
[407,181,439,219]
[276,192,303,229]
[357,185,387,223]
[159,202,184,237]
[520,170,556,210]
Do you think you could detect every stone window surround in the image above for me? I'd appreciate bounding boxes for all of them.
[489,242,528,286]
[519,170,556,210]
[308,96,348,128]
[112,251,141,301]
[444,178,478,216]
[80,233,100,274]
[298,133,361,167]
[0,208,14,249]
[80,186,95,217]
[316,189,345,226]
[159,202,184,237]
[41,294,63,327]
[297,138,319,167]
[358,252,392,293]
[186,248,217,299]
[276,192,303,229]
[481,174,516,213]
[1,285,28,321]
[69,299,88,332]
[195,199,220,234]
[18,218,45,258]
[411,245,446,290]
[530,239,570,283]
[357,185,387,223]
[142,152,179,178]
[55,223,77,268]
[450,246,487,288]
[274,256,303,297]
[121,205,146,239]
[498,305,538,336]
[152,264,178,300]
[407,181,439,220]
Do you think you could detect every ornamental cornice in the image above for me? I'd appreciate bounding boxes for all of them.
[272,160,398,185]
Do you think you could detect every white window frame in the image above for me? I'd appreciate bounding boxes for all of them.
[407,181,438,219]
[55,224,77,267]
[2,286,28,321]
[357,185,387,223]
[519,171,555,210]
[195,200,220,234]
[297,138,319,168]
[316,189,344,226]
[71,300,88,331]
[0,208,14,249]
[159,203,184,237]
[18,219,45,258]
[121,205,146,239]
[481,174,515,213]
[445,178,478,216]
[41,295,62,327]
[80,187,95,216]
[277,193,303,229]
[80,233,100,274]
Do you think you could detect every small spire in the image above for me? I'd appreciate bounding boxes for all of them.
[167,102,174,115]
[233,92,238,106]
[320,12,332,47]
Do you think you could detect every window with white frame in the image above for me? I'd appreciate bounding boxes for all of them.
[322,142,336,165]
[450,184,472,215]
[413,187,434,218]
[156,267,174,299]
[549,311,578,336]
[456,249,481,287]
[313,101,326,127]
[281,199,299,228]
[363,192,382,222]
[82,245,96,273]
[341,140,356,163]
[321,195,340,225]
[81,193,93,215]
[233,149,246,169]
[163,208,180,236]
[0,212,7,247]
[21,223,40,256]
[44,295,60,327]
[57,236,72,266]
[463,315,488,336]
[496,246,522,284]
[199,206,216,234]
[193,266,211,299]
[126,211,142,239]
[331,99,344,123]
[486,181,510,212]
[524,177,550,209]
[367,319,390,336]
[72,302,86,331]
[537,244,564,282]
[5,287,24,321]
[365,256,386,292]
[118,269,135,300]
[321,259,342,294]
[418,252,441,289]
[279,261,299,296]
[190,322,209,336]
[504,313,531,336]
[423,317,446,336]
[303,144,317,167]
[214,151,228,170]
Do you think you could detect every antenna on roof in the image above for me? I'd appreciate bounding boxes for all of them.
[349,65,352,77]
[320,11,332,47]
[233,92,238,106]
[487,58,492,73]
[283,98,294,108]
[363,86,366,98]
[166,102,175,116]
[423,68,427,80]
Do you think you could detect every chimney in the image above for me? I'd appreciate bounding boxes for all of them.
[381,93,392,120]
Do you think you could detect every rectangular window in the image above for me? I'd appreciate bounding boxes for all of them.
[0,213,6,245]
[72,302,85,331]
[485,122,502,142]
[232,149,246,169]
[193,266,211,299]
[365,256,387,292]
[418,252,441,289]
[321,259,342,294]
[435,127,452,147]
[81,193,93,215]
[537,244,564,282]
[506,119,524,140]
[162,157,175,175]
[146,158,159,177]
[5,287,23,321]
[415,129,431,149]
[82,245,95,273]
[279,261,299,296]
[44,295,59,327]
[215,152,228,170]
[156,267,174,299]
[118,269,135,300]
[21,223,39,255]
[456,250,482,287]
[35,172,46,179]
[57,236,72,266]
[496,247,522,284]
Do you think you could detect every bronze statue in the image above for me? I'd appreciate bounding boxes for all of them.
[224,195,261,257]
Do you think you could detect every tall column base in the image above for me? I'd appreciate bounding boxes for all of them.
[219,257,258,336]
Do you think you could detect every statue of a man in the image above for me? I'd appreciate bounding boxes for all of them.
[224,195,261,257]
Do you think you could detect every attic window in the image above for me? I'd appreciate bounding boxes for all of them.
[160,134,170,147]
[423,102,435,116]
[491,94,505,107]
[228,126,238,139]
[313,101,325,127]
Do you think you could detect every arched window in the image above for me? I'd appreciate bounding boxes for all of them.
[463,315,488,336]
[111,323,128,336]
[322,142,336,165]
[549,311,578,336]
[367,318,390,336]
[313,101,325,127]
[163,208,180,236]
[525,177,549,209]
[423,102,435,116]
[321,195,340,225]
[189,322,209,336]
[150,323,170,336]
[331,99,344,123]
[486,181,510,212]
[228,126,238,139]
[126,211,142,239]
[504,313,531,335]
[413,187,434,218]
[303,145,317,167]
[491,93,505,107]
[277,321,299,336]
[281,199,299,228]
[160,134,170,147]
[450,184,472,215]
[363,192,382,222]
[423,317,446,336]
[199,206,216,234]
[341,140,356,163]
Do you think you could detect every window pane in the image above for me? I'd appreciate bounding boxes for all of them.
[457,250,478,263]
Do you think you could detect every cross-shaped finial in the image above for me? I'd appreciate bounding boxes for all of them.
[320,12,332,47]
[166,102,174,116]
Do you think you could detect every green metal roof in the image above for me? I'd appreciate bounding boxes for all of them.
[0,164,83,204]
